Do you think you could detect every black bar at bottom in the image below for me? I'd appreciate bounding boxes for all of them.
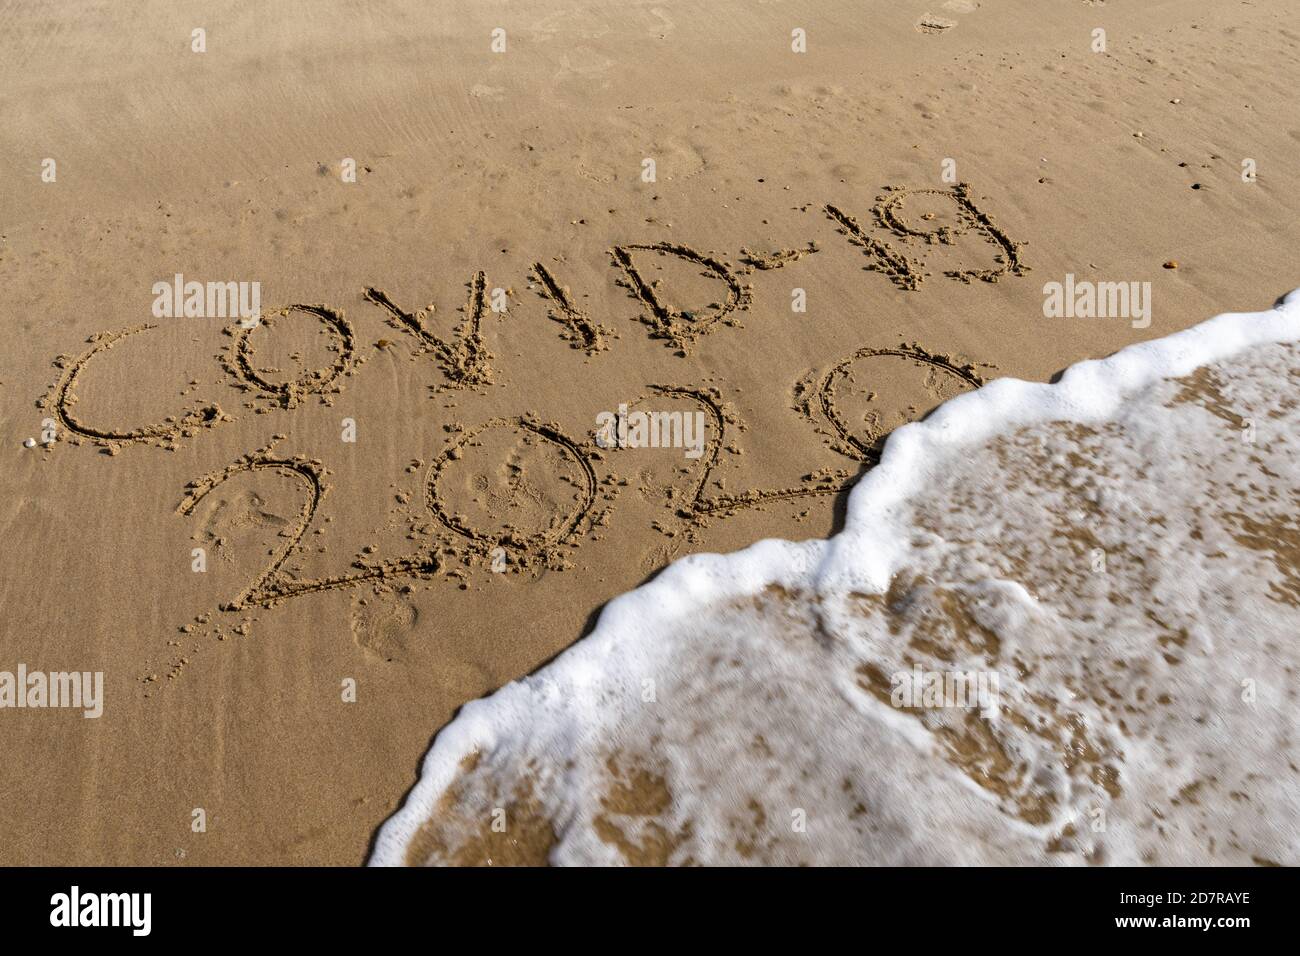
[0,866,1287,942]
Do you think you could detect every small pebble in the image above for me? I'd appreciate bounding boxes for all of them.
[23,438,35,448]
[1163,260,1179,269]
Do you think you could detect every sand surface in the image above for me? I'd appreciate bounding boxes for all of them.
[2,0,1298,864]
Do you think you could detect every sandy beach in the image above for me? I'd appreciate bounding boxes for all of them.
[2,0,1298,865]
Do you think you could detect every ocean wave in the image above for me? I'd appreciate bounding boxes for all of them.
[371,290,1300,866]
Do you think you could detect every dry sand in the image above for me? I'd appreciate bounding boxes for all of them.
[1,0,1298,864]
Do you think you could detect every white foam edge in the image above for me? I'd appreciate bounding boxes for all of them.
[368,287,1300,866]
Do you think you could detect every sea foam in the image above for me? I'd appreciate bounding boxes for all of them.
[371,291,1300,866]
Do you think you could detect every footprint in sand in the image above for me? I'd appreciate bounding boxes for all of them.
[351,594,419,663]
[197,489,290,559]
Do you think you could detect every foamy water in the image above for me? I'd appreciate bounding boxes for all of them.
[371,291,1300,866]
